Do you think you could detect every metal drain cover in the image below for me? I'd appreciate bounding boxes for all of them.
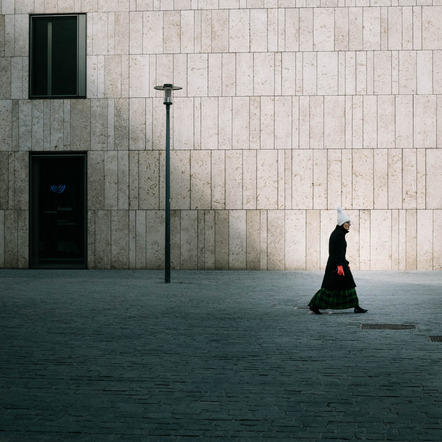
[428,336,442,342]
[361,324,417,330]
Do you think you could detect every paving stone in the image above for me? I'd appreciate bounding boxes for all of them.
[0,270,441,440]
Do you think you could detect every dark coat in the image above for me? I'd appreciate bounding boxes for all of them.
[321,225,356,290]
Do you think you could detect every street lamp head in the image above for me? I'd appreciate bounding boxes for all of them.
[154,83,182,105]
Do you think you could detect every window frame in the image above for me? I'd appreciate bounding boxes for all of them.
[29,13,87,99]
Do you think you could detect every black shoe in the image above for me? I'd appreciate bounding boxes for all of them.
[309,305,322,315]
[354,306,367,314]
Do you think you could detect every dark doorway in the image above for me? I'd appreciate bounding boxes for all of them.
[30,153,87,268]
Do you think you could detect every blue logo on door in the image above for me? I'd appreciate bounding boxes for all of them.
[50,185,66,194]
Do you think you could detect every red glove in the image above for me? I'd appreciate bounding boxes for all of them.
[337,265,345,276]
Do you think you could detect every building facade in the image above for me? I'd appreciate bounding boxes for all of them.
[1,0,442,270]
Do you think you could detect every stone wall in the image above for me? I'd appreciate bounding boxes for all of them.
[1,1,442,270]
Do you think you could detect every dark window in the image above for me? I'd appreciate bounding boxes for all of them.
[30,14,86,98]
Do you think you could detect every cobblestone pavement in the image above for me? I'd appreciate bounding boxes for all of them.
[0,270,441,441]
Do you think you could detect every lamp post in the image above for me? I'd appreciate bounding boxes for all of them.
[154,83,182,283]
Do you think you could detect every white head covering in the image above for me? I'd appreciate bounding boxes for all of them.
[337,207,351,226]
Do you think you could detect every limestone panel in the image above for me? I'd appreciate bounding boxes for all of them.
[117,151,129,209]
[414,95,437,148]
[212,150,225,210]
[275,97,292,150]
[387,149,402,209]
[188,54,208,97]
[306,210,320,270]
[203,210,216,270]
[260,97,274,150]
[349,7,363,51]
[143,12,163,54]
[417,51,433,95]
[314,8,334,51]
[254,53,275,96]
[104,151,118,209]
[309,97,323,149]
[128,98,145,151]
[70,100,91,150]
[416,149,426,209]
[145,210,164,269]
[402,149,417,209]
[378,96,395,149]
[299,97,310,148]
[324,97,345,149]
[267,210,285,270]
[190,150,211,210]
[327,150,342,210]
[388,7,402,50]
[171,150,190,210]
[114,99,129,151]
[335,8,349,51]
[91,99,108,150]
[426,150,442,209]
[285,210,306,270]
[0,101,12,151]
[181,210,198,269]
[225,151,243,209]
[362,98,377,151]
[346,210,360,270]
[438,96,442,148]
[292,150,313,210]
[163,11,180,54]
[422,6,442,49]
[313,150,327,210]
[232,97,250,150]
[373,150,388,209]
[406,209,417,270]
[4,210,17,267]
[353,149,373,210]
[359,209,371,270]
[129,56,150,98]
[229,210,246,270]
[285,9,299,52]
[281,53,297,96]
[302,52,316,96]
[0,153,8,209]
[257,150,278,210]
[208,54,222,97]
[215,210,229,270]
[299,8,313,51]
[320,209,335,269]
[94,210,111,269]
[88,151,105,210]
[222,54,236,96]
[395,95,413,148]
[211,10,229,53]
[229,9,249,53]
[12,152,28,211]
[434,51,442,94]
[243,150,257,209]
[351,96,363,149]
[433,210,442,270]
[173,98,194,151]
[260,210,268,270]
[371,210,392,270]
[417,210,433,270]
[111,210,129,269]
[219,97,232,150]
[246,210,260,270]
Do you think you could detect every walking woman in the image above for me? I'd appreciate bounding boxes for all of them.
[309,207,367,315]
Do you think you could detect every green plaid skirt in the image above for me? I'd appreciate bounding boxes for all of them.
[309,287,359,310]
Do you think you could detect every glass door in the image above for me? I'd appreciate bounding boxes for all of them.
[30,153,87,268]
